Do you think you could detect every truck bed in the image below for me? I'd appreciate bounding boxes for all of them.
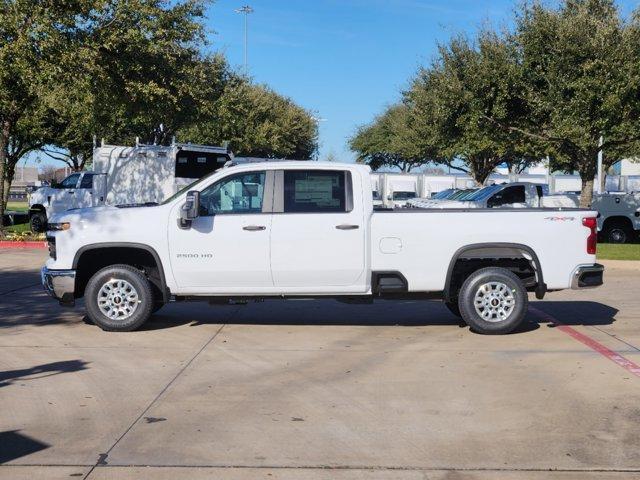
[370,208,596,291]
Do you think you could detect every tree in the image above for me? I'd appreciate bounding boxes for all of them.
[0,0,90,225]
[406,31,541,185]
[181,79,318,159]
[40,0,218,171]
[349,103,433,172]
[0,0,213,225]
[492,0,640,206]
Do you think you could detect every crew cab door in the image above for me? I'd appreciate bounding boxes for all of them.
[270,169,366,290]
[73,173,98,208]
[168,170,273,290]
[49,173,81,215]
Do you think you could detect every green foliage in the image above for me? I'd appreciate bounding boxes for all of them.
[0,0,89,224]
[406,30,542,184]
[355,0,640,201]
[0,0,317,227]
[181,79,318,159]
[349,103,431,172]
[42,0,217,169]
[511,0,640,205]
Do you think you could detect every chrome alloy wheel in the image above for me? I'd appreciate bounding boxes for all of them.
[97,279,140,320]
[473,281,516,322]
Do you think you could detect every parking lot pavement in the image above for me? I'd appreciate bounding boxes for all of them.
[1,250,640,480]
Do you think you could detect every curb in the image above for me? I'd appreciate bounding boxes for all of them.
[0,241,47,250]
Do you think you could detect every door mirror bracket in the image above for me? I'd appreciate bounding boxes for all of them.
[179,190,200,229]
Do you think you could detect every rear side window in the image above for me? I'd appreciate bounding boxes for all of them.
[80,175,93,189]
[489,186,526,207]
[283,170,351,213]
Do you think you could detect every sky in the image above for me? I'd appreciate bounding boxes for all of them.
[29,0,639,169]
[203,0,637,162]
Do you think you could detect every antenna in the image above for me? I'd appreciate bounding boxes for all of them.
[235,5,254,74]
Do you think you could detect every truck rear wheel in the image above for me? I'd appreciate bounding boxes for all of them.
[85,264,153,331]
[458,267,528,335]
[603,222,632,244]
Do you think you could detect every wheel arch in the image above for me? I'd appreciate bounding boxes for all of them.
[443,242,545,302]
[601,215,633,229]
[29,204,46,215]
[72,243,169,302]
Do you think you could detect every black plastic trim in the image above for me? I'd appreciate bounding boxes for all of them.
[371,271,409,295]
[72,242,169,302]
[443,242,545,302]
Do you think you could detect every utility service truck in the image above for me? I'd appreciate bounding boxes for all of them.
[28,142,232,232]
[41,162,603,335]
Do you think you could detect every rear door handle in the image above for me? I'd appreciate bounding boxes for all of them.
[243,225,266,231]
[335,224,359,230]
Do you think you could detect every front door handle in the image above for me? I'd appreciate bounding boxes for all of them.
[243,225,266,231]
[335,224,359,230]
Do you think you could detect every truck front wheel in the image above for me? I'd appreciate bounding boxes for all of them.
[30,212,47,233]
[458,267,528,335]
[85,264,154,331]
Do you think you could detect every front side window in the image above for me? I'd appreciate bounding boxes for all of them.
[284,170,349,213]
[59,174,80,189]
[199,171,265,216]
[80,175,93,189]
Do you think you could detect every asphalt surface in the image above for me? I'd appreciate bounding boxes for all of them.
[1,249,639,480]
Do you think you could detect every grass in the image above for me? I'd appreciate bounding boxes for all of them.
[6,201,29,212]
[597,243,640,261]
[4,223,32,234]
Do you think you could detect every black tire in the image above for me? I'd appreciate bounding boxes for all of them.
[604,223,632,244]
[444,300,461,318]
[458,267,528,335]
[85,264,154,331]
[30,212,47,233]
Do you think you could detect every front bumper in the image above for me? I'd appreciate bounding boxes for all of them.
[41,266,76,305]
[571,263,604,289]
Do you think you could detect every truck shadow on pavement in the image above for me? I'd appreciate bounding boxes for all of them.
[0,360,89,388]
[142,300,618,334]
[0,430,50,464]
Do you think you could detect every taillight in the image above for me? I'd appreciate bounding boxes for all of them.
[582,217,597,255]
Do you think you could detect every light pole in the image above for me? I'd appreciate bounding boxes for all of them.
[235,5,254,74]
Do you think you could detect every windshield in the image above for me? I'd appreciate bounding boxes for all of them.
[449,189,473,200]
[432,189,454,199]
[457,189,479,200]
[161,170,219,205]
[465,184,502,201]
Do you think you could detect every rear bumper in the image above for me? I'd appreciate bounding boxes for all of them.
[571,263,604,289]
[41,266,76,305]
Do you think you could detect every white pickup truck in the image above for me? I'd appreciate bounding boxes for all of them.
[41,162,604,334]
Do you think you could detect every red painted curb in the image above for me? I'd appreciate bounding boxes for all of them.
[0,241,47,249]
[530,307,640,378]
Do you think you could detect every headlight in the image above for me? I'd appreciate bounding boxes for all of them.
[48,222,71,231]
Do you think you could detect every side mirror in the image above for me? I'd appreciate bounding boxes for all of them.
[179,190,200,229]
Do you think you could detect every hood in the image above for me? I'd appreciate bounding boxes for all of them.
[49,204,167,231]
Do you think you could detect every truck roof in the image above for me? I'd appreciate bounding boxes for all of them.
[224,160,372,174]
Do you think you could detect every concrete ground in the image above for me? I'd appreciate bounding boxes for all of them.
[1,249,639,480]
